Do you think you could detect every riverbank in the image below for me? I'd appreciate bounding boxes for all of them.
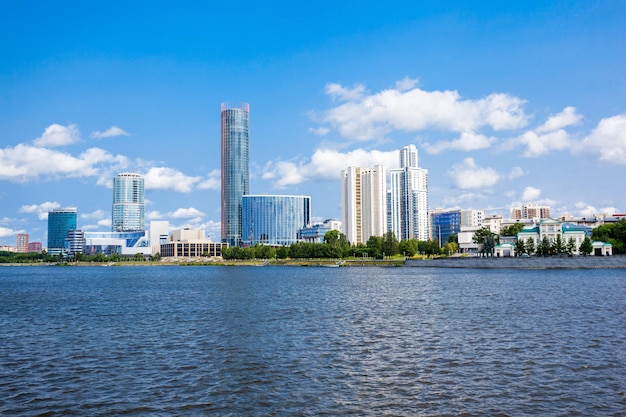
[405,255,626,269]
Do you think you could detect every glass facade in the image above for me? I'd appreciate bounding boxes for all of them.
[221,103,250,247]
[242,195,311,246]
[47,208,77,254]
[112,173,145,232]
[431,210,461,247]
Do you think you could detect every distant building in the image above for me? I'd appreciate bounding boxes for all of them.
[430,209,461,247]
[388,145,429,241]
[482,215,503,235]
[112,173,145,232]
[241,195,311,246]
[221,103,250,247]
[511,204,551,220]
[28,242,42,253]
[517,218,611,256]
[84,231,150,256]
[160,228,227,258]
[149,220,170,256]
[299,219,342,243]
[342,165,386,245]
[67,229,85,255]
[16,233,29,253]
[47,208,77,255]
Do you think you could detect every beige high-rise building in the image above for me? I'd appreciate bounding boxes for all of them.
[16,233,29,253]
[341,165,387,245]
[511,204,551,220]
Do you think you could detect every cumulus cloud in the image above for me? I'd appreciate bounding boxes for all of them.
[0,144,128,181]
[197,169,220,190]
[33,124,80,147]
[19,201,62,220]
[90,126,131,139]
[318,79,528,141]
[143,167,203,192]
[580,114,626,164]
[308,127,330,136]
[80,209,107,220]
[170,207,205,219]
[422,132,497,154]
[536,106,582,134]
[262,147,400,188]
[0,226,20,238]
[521,186,542,202]
[508,166,525,179]
[574,202,620,217]
[449,158,500,190]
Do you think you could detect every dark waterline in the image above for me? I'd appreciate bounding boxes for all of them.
[1,266,625,416]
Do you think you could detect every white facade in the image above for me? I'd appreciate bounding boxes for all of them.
[460,210,485,228]
[341,165,386,245]
[388,145,429,241]
[150,220,170,255]
[112,173,145,232]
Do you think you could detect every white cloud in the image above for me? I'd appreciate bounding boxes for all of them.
[449,158,500,190]
[521,186,542,202]
[33,124,80,147]
[536,106,582,133]
[143,167,203,192]
[395,76,419,91]
[170,207,205,219]
[580,114,626,164]
[512,129,571,157]
[98,218,112,227]
[308,127,330,136]
[508,166,525,179]
[574,202,620,217]
[422,132,497,154]
[19,201,62,220]
[0,144,128,181]
[197,169,220,190]
[90,126,131,139]
[0,226,20,238]
[80,209,107,220]
[325,82,367,101]
[319,79,528,141]
[262,147,400,188]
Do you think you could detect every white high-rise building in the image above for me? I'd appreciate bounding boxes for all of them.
[341,165,387,245]
[388,145,429,241]
[112,173,145,232]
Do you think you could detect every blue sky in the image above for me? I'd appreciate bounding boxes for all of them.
[1,1,625,246]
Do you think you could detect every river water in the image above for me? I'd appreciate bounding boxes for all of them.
[1,266,625,416]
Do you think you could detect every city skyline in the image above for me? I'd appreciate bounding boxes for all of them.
[1,1,625,246]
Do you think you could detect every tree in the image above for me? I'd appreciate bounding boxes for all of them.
[473,227,498,257]
[399,239,418,257]
[552,235,566,255]
[579,237,593,256]
[366,235,384,259]
[592,219,626,253]
[566,238,576,256]
[323,230,340,246]
[538,237,551,256]
[382,231,399,257]
[149,252,161,261]
[500,223,525,237]
[525,237,536,256]
[443,242,458,256]
[515,239,526,256]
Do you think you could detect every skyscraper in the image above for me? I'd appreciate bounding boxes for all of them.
[341,165,387,245]
[47,208,77,255]
[112,173,145,232]
[388,145,429,241]
[221,103,250,247]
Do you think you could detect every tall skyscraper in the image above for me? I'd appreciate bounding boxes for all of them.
[47,208,77,255]
[112,173,145,232]
[221,103,250,247]
[341,165,387,245]
[388,145,429,241]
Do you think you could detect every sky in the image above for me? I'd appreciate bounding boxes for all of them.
[1,0,625,246]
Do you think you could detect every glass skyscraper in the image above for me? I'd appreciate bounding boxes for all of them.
[47,208,77,255]
[112,173,145,232]
[241,195,311,246]
[221,103,250,247]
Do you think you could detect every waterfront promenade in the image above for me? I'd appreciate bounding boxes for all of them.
[406,255,626,269]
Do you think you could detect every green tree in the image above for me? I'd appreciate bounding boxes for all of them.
[447,234,458,244]
[515,239,526,256]
[552,235,566,255]
[566,237,576,256]
[323,230,340,246]
[366,235,384,259]
[538,237,551,256]
[399,239,418,257]
[592,219,626,253]
[276,246,289,259]
[382,231,400,257]
[500,223,525,237]
[473,227,498,257]
[443,241,458,256]
[525,237,536,255]
[149,252,161,261]
[579,237,593,256]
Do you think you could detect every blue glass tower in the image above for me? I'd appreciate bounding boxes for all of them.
[242,195,311,246]
[221,103,250,247]
[112,173,145,232]
[47,208,77,255]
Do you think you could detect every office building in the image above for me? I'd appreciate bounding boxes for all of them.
[241,195,311,246]
[67,229,85,255]
[388,145,429,241]
[430,209,461,246]
[47,208,77,255]
[112,173,145,232]
[16,233,29,253]
[221,103,250,247]
[341,165,386,245]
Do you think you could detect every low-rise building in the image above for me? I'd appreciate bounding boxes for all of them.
[160,228,228,258]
